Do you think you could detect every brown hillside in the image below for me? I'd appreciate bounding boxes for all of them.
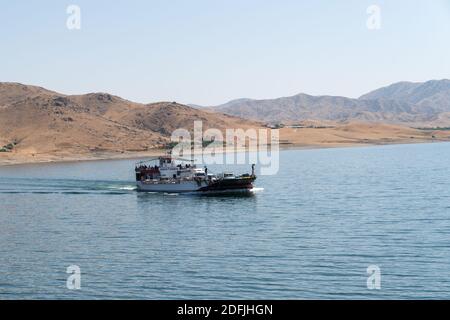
[1,82,449,165]
[0,83,261,162]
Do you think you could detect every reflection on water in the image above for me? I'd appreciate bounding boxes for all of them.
[1,143,450,299]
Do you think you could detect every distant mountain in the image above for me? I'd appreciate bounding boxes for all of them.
[2,81,449,163]
[360,79,450,115]
[360,79,450,103]
[0,83,259,156]
[207,80,450,125]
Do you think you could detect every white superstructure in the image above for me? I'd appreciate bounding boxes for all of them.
[135,156,256,194]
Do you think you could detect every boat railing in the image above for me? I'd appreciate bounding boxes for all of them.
[141,176,201,185]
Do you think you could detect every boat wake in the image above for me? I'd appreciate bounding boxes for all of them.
[251,187,265,193]
[113,186,137,191]
[0,178,137,195]
[0,177,261,197]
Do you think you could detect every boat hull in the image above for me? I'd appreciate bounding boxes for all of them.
[136,176,256,194]
[198,176,255,193]
[136,180,203,193]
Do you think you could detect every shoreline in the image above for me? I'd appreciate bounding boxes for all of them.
[1,139,449,167]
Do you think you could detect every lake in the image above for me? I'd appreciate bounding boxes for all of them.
[1,142,450,299]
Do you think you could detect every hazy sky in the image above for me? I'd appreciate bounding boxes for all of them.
[1,0,449,105]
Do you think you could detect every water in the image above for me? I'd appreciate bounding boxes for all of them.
[1,143,450,299]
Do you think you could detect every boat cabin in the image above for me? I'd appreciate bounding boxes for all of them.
[135,156,204,182]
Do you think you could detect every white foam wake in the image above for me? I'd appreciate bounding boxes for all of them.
[119,186,137,191]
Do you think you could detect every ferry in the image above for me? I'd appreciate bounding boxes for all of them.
[135,156,256,194]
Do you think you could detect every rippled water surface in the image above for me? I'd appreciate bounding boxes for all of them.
[1,143,450,299]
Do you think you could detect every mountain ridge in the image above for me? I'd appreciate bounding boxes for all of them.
[205,79,450,125]
[0,82,260,158]
[1,81,450,165]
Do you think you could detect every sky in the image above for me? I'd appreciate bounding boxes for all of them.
[1,0,449,105]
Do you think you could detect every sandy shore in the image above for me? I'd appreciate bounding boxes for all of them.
[1,139,449,167]
[2,123,450,166]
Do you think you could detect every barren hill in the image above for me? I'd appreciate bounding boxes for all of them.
[0,83,260,162]
[1,82,449,165]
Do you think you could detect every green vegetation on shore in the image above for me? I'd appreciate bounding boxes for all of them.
[165,140,224,150]
[417,127,450,131]
[0,142,17,152]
